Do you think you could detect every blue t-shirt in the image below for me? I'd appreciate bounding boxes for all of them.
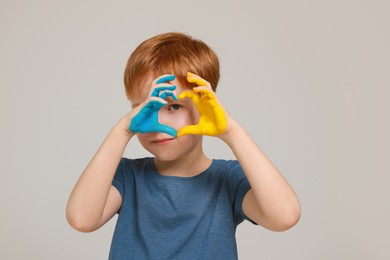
[109,157,253,260]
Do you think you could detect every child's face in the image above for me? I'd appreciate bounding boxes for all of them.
[134,75,203,162]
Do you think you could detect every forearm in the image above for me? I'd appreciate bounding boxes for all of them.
[66,118,134,230]
[221,118,301,229]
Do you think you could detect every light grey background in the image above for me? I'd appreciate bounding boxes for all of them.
[1,0,389,259]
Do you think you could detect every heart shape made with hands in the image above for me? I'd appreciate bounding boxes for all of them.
[129,72,228,138]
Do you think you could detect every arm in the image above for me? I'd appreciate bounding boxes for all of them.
[66,75,177,232]
[219,117,301,231]
[178,72,301,231]
[66,114,134,232]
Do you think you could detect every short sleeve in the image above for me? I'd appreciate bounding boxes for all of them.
[225,160,256,225]
[234,177,256,224]
[112,158,125,198]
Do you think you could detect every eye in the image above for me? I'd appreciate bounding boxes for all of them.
[167,104,182,111]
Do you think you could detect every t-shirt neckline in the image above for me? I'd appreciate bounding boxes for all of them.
[147,157,216,182]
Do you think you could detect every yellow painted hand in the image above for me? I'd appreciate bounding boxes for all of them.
[177,72,228,137]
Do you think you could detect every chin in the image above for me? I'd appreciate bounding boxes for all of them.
[143,135,203,162]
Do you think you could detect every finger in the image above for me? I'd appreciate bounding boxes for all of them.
[193,86,216,99]
[148,96,168,106]
[140,98,167,114]
[177,125,201,137]
[151,85,176,97]
[186,72,210,87]
[178,91,200,106]
[159,91,178,101]
[179,90,199,101]
[156,74,175,84]
[159,91,168,100]
[155,124,178,138]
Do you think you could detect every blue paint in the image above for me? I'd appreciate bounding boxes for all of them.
[129,74,178,137]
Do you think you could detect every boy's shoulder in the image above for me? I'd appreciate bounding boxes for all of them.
[210,158,243,172]
[118,157,154,174]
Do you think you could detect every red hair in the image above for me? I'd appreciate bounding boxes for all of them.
[124,32,220,101]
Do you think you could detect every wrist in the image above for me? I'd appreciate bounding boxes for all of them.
[113,113,136,141]
[218,117,243,144]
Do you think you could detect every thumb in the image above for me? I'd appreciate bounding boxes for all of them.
[177,125,201,137]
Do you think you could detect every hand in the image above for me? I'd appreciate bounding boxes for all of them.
[177,72,228,137]
[129,74,178,137]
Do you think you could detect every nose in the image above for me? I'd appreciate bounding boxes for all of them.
[157,109,176,127]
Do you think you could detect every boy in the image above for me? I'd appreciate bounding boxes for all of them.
[66,32,301,259]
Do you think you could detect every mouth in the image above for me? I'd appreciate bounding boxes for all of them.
[152,137,175,145]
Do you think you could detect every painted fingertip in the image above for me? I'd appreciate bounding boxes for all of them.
[186,73,196,81]
[187,76,207,86]
[163,91,178,101]
[158,85,177,91]
[157,74,176,84]
[152,85,177,97]
[160,92,167,99]
[178,92,190,99]
[159,126,178,138]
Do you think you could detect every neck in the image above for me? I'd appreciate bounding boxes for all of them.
[154,145,212,178]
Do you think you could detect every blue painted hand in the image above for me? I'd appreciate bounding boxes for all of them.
[129,74,178,137]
